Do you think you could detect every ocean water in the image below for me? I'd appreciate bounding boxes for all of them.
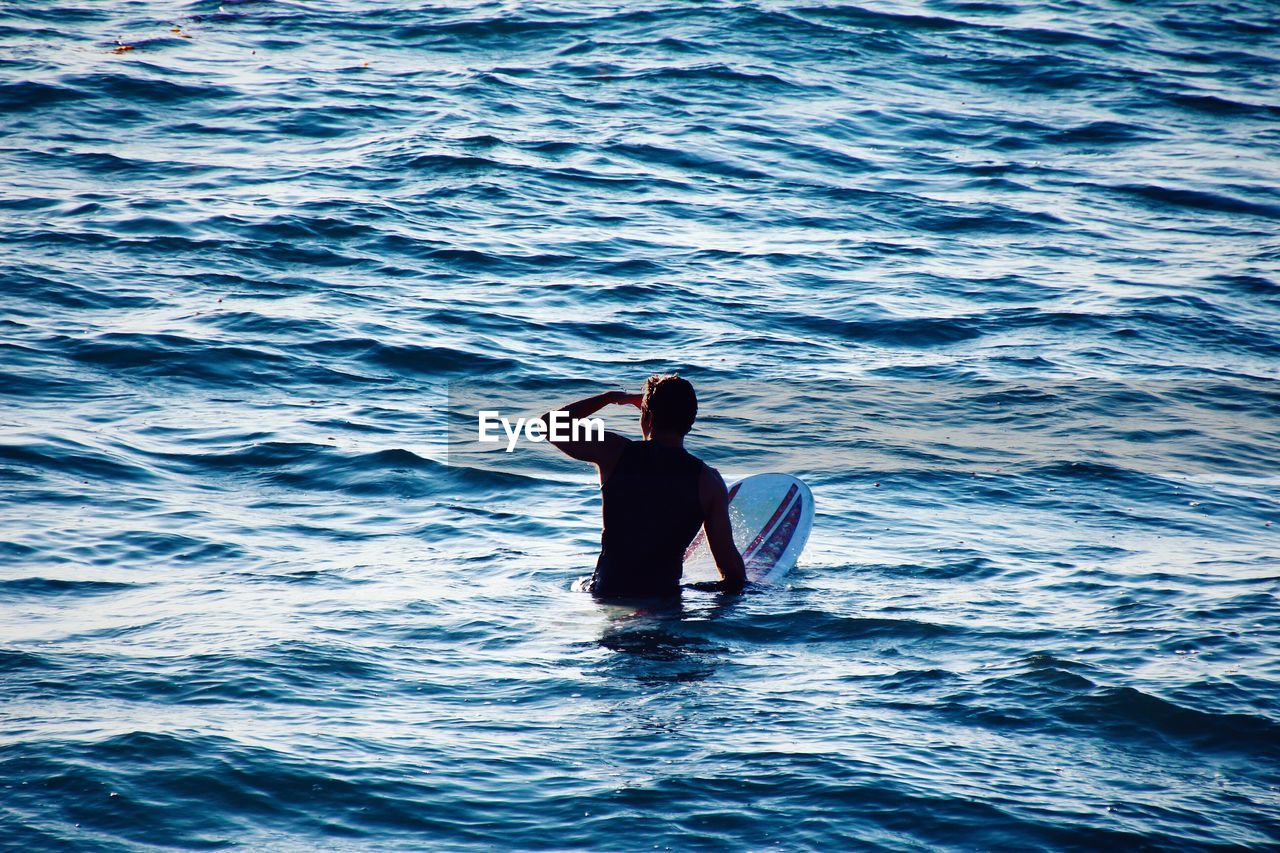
[2,0,1279,848]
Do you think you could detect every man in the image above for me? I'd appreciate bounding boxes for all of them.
[540,374,746,598]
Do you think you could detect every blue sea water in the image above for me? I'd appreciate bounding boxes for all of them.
[2,0,1279,848]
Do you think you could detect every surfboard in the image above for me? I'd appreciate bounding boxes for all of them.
[682,472,814,585]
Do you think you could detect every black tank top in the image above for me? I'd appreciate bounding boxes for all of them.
[591,439,705,597]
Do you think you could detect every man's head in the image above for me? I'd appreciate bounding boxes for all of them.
[641,374,697,437]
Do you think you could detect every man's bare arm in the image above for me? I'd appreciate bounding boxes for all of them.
[699,465,747,591]
[539,390,640,471]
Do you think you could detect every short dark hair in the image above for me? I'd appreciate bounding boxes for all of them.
[642,374,697,435]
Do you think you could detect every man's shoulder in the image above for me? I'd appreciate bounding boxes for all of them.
[697,461,726,489]
[603,430,632,449]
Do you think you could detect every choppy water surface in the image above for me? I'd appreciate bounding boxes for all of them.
[3,0,1279,848]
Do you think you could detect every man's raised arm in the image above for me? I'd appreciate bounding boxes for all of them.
[538,390,639,468]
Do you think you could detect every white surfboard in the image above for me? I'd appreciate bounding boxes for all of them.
[682,473,814,585]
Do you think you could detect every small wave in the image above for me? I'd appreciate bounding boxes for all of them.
[1058,686,1280,756]
[715,609,961,644]
[0,648,60,673]
[1210,273,1279,297]
[610,142,771,181]
[869,557,1006,580]
[146,441,458,498]
[987,658,1099,698]
[868,667,961,690]
[354,340,518,376]
[1160,14,1279,44]
[0,81,87,113]
[998,25,1122,51]
[150,440,329,472]
[597,64,807,93]
[781,312,983,347]
[0,577,137,597]
[1167,92,1280,120]
[793,5,968,32]
[61,72,236,105]
[960,52,1140,93]
[69,332,295,385]
[1110,183,1280,220]
[0,439,159,484]
[1045,120,1156,145]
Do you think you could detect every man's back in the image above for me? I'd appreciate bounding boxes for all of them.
[591,439,705,597]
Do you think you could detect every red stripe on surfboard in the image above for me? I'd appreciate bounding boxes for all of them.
[743,494,798,567]
[683,480,742,561]
[742,486,797,562]
[746,492,802,577]
[741,483,799,563]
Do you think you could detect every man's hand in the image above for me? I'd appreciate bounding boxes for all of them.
[685,579,752,593]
